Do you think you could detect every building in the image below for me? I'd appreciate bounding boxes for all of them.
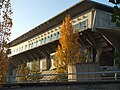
[8,0,120,75]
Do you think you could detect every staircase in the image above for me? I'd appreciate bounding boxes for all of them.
[40,70,57,82]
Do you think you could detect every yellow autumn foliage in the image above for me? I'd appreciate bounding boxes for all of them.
[54,15,82,74]
[16,64,30,82]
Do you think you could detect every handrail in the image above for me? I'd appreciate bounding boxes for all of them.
[5,71,120,84]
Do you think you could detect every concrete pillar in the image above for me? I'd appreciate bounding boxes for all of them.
[68,64,77,81]
[95,47,103,62]
[7,62,15,75]
[68,63,100,81]
[46,56,51,70]
[7,62,16,83]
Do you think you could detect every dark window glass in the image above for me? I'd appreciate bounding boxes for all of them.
[25,45,27,50]
[52,33,57,41]
[39,40,41,45]
[36,41,38,46]
[57,32,60,38]
[41,38,43,44]
[28,44,31,49]
[50,34,52,41]
[44,37,46,43]
[31,42,33,48]
[79,19,88,30]
[73,24,79,31]
[46,36,50,43]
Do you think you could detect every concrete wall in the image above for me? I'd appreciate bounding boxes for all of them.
[68,63,100,81]
[95,9,116,28]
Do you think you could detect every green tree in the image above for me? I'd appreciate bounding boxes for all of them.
[109,0,120,26]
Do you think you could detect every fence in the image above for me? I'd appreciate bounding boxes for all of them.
[5,71,120,84]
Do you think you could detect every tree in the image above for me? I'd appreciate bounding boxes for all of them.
[0,0,13,84]
[16,64,30,82]
[29,60,42,82]
[30,60,38,81]
[54,15,82,74]
[109,0,120,26]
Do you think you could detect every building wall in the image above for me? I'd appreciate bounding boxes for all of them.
[9,10,93,57]
[94,10,116,29]
[27,59,48,71]
[8,8,116,73]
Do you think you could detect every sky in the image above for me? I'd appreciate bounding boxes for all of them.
[10,0,114,41]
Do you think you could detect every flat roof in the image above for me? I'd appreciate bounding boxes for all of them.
[10,0,113,46]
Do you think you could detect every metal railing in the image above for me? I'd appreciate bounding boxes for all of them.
[5,71,120,84]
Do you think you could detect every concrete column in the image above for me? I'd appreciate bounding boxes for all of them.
[68,64,77,81]
[95,47,103,62]
[46,56,51,70]
[7,62,16,83]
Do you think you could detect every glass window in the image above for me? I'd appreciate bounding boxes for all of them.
[36,40,38,46]
[73,24,79,31]
[46,36,50,43]
[57,32,60,39]
[25,45,27,50]
[19,47,21,52]
[50,34,52,41]
[41,38,43,45]
[39,40,41,45]
[79,19,88,30]
[28,43,31,49]
[21,46,23,51]
[33,42,36,47]
[52,33,57,41]
[44,37,46,43]
[31,42,33,48]
[16,48,18,53]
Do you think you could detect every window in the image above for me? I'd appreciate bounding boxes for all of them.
[57,32,60,38]
[52,33,57,41]
[39,40,41,45]
[36,40,38,46]
[44,37,46,43]
[21,46,23,51]
[46,36,50,43]
[73,23,79,31]
[50,34,52,41]
[41,38,43,44]
[16,48,18,53]
[33,42,36,47]
[28,43,31,49]
[19,47,21,52]
[31,42,33,48]
[79,19,88,30]
[25,45,27,50]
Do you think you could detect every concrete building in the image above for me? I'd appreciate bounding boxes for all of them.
[8,0,120,75]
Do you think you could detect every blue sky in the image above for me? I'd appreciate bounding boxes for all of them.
[10,0,114,41]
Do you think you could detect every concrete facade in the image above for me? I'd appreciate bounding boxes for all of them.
[68,63,100,81]
[8,0,119,76]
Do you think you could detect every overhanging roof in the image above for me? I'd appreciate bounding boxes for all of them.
[96,28,120,49]
[10,0,113,46]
